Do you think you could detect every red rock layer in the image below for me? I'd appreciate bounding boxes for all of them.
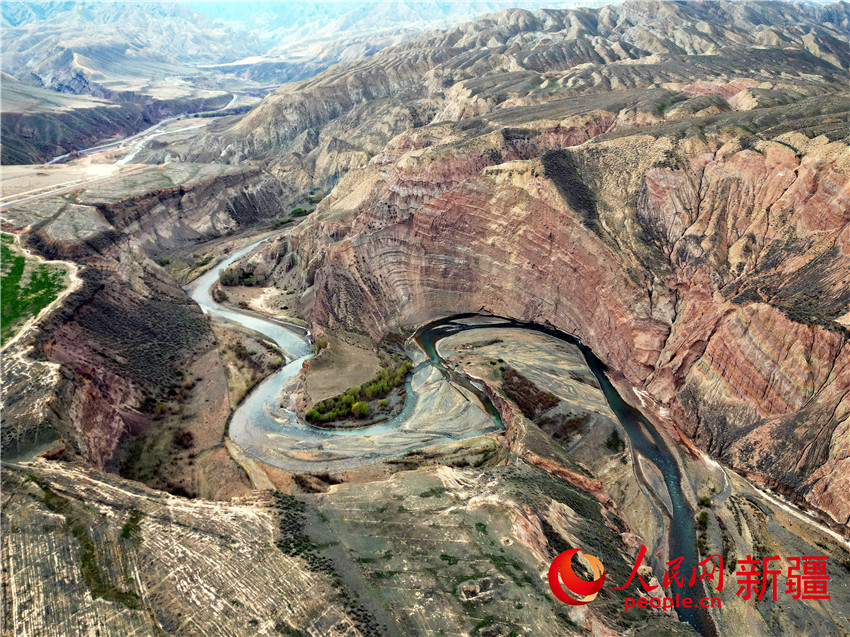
[291,126,850,525]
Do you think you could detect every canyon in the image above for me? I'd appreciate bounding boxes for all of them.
[2,1,849,636]
[204,0,850,527]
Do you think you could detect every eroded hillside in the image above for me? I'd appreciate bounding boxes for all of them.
[189,0,850,528]
[2,2,849,636]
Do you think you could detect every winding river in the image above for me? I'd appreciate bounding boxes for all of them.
[189,239,500,473]
[417,315,715,637]
[189,239,713,636]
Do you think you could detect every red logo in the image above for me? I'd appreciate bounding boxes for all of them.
[548,548,606,605]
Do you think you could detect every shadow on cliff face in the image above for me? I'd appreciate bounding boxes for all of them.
[542,149,600,235]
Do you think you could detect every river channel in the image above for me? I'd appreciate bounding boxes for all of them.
[189,239,713,636]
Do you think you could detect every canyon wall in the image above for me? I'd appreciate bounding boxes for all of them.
[195,1,849,527]
[0,163,291,470]
[266,96,850,525]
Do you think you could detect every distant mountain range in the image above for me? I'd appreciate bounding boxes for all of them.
[188,1,606,52]
[0,0,605,162]
[2,0,845,163]
[2,1,609,95]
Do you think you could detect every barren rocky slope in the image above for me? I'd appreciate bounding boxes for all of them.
[207,0,850,527]
[1,1,605,165]
[187,0,849,188]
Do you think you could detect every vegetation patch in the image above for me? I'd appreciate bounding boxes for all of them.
[440,554,459,566]
[500,366,559,419]
[119,508,143,545]
[1,233,66,344]
[717,517,737,574]
[696,510,710,555]
[605,428,625,453]
[419,486,448,498]
[305,356,413,427]
[488,554,532,587]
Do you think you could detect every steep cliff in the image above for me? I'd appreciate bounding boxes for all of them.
[211,4,850,528]
[283,102,849,524]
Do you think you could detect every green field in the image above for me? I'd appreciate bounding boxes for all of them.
[1,234,66,345]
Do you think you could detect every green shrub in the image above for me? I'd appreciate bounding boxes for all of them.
[306,357,412,424]
[605,429,625,452]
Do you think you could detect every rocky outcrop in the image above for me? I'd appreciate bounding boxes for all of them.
[273,91,850,525]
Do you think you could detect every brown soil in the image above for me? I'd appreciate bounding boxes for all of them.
[303,332,381,404]
[194,447,253,500]
[119,347,231,498]
[211,323,284,407]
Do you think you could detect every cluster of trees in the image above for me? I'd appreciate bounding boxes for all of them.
[605,427,625,452]
[218,266,252,286]
[305,392,369,422]
[305,359,413,424]
[501,366,559,419]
